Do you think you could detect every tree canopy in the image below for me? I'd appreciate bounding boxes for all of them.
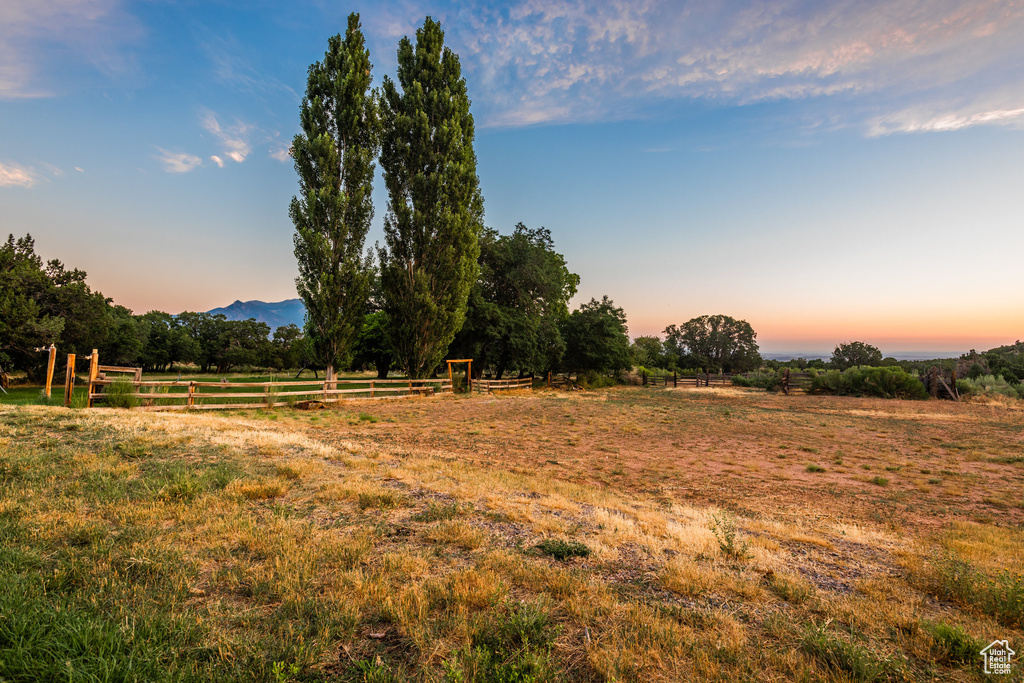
[291,13,378,379]
[449,223,579,378]
[561,296,631,376]
[831,341,882,370]
[378,17,483,379]
[663,315,761,372]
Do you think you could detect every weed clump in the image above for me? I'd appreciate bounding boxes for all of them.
[920,620,981,665]
[535,539,591,561]
[800,623,902,681]
[710,513,750,560]
[412,502,463,523]
[921,554,1024,628]
[103,376,139,409]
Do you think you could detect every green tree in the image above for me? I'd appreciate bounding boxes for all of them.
[1,233,132,379]
[450,224,578,378]
[561,296,631,376]
[176,312,227,373]
[99,305,143,367]
[663,315,761,372]
[831,341,882,370]
[270,324,304,371]
[629,336,666,370]
[0,234,64,375]
[378,16,484,379]
[291,13,379,381]
[351,312,394,379]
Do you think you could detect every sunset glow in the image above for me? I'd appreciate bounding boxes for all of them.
[2,0,1022,356]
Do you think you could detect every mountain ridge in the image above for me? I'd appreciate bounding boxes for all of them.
[206,298,305,331]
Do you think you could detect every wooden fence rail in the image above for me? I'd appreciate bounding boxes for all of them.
[89,376,452,411]
[474,377,533,393]
[641,372,733,387]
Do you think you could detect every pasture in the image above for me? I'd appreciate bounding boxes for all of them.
[1,386,1021,681]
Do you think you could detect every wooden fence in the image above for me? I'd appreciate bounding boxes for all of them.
[89,377,452,410]
[473,377,533,393]
[78,349,453,410]
[641,372,733,387]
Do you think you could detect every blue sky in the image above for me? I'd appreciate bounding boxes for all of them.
[2,0,1023,353]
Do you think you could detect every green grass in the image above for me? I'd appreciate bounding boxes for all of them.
[535,539,591,561]
[443,600,561,683]
[0,386,87,406]
[411,502,463,523]
[800,624,901,682]
[925,554,1024,628]
[920,620,981,665]
[806,464,826,473]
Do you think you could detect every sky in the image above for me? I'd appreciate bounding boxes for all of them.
[2,0,1023,355]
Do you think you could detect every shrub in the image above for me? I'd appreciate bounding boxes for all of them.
[103,376,139,409]
[956,374,1021,400]
[732,371,781,392]
[808,366,927,400]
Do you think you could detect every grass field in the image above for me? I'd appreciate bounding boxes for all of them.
[1,386,1021,681]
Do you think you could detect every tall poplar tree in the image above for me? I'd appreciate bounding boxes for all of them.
[291,13,378,380]
[379,17,484,379]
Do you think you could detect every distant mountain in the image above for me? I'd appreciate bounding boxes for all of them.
[207,299,305,331]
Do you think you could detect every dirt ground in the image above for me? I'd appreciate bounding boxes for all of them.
[295,386,1024,531]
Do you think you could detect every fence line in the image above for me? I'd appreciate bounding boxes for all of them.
[641,371,733,388]
[88,374,452,410]
[473,377,533,393]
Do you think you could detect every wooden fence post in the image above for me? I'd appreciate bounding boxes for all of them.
[64,354,76,406]
[43,344,57,399]
[86,349,99,408]
[188,382,195,409]
[642,371,647,386]
[929,366,939,398]
[782,368,790,395]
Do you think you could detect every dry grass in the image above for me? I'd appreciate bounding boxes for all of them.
[1,386,1021,681]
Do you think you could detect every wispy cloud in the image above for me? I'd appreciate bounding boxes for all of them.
[0,0,142,99]
[269,146,291,162]
[200,109,253,163]
[0,160,38,187]
[155,148,202,174]
[210,155,224,168]
[200,32,298,102]
[439,0,1024,134]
